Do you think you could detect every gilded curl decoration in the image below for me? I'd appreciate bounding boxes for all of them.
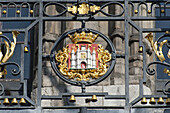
[0,31,20,78]
[145,32,168,62]
[55,44,111,81]
[145,32,170,77]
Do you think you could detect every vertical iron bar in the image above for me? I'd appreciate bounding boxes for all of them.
[37,1,43,107]
[20,45,24,82]
[124,0,130,112]
[80,107,87,113]
[142,35,146,83]
[139,79,143,97]
[21,45,27,96]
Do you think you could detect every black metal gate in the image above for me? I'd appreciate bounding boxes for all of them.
[0,0,169,113]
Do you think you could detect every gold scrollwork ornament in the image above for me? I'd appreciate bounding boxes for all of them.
[0,31,20,78]
[145,32,167,62]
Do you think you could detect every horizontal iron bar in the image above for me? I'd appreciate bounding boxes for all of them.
[42,106,125,109]
[105,95,126,99]
[1,29,25,32]
[0,17,37,21]
[0,96,25,99]
[0,0,167,2]
[43,17,125,21]
[131,17,170,21]
[129,0,168,2]
[143,95,169,98]
[62,93,108,96]
[0,106,36,109]
[42,92,109,99]
[42,94,125,100]
[142,28,170,32]
[116,54,125,58]
[42,95,62,99]
[0,0,125,2]
[132,105,170,108]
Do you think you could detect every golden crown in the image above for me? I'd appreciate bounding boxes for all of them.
[68,31,98,44]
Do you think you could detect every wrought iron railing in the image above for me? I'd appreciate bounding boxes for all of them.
[0,0,169,113]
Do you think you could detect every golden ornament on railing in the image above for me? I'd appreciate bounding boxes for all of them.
[161,10,165,13]
[19,98,26,104]
[166,98,170,104]
[3,98,10,105]
[16,10,20,14]
[157,97,164,104]
[164,68,170,76]
[141,97,147,104]
[12,98,18,105]
[148,10,151,14]
[165,31,169,34]
[0,31,20,78]
[0,32,2,35]
[91,95,97,102]
[2,10,6,14]
[149,97,156,104]
[68,3,100,15]
[30,10,34,14]
[139,46,143,53]
[24,46,28,53]
[145,32,167,62]
[134,10,138,14]
[69,95,76,102]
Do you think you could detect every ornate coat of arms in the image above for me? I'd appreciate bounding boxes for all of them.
[55,31,112,81]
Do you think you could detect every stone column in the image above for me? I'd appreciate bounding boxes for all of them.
[109,5,125,85]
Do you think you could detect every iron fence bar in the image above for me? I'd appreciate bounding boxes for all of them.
[129,0,169,2]
[141,32,147,83]
[24,20,39,46]
[0,107,36,109]
[105,95,126,99]
[42,94,126,99]
[0,0,125,2]
[142,28,170,32]
[0,17,37,21]
[25,20,39,31]
[42,106,125,109]
[37,1,43,107]
[125,0,130,112]
[1,29,25,32]
[43,17,125,21]
[139,79,143,96]
[131,17,170,20]
[132,106,170,108]
[143,95,169,98]
[25,96,36,105]
[130,96,142,106]
[20,44,25,83]
[128,19,141,31]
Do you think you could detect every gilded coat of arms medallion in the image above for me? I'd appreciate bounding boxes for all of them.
[50,28,116,86]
